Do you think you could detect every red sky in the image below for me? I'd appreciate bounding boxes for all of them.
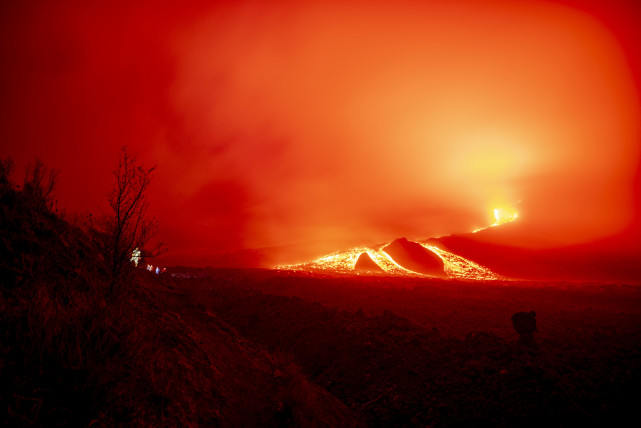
[2,0,640,266]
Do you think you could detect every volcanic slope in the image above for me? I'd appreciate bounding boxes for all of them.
[0,176,363,427]
[431,220,641,282]
[277,237,499,280]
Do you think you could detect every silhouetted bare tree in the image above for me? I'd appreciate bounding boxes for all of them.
[102,147,160,292]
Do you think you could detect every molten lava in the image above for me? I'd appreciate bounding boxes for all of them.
[418,243,498,280]
[278,246,417,276]
[492,207,518,226]
[275,207,521,279]
[473,206,519,233]
[276,241,500,280]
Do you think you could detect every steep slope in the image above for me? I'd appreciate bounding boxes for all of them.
[148,274,364,427]
[0,178,362,427]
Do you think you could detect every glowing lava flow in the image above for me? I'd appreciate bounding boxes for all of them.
[277,246,417,276]
[276,208,516,279]
[276,242,501,280]
[418,243,499,280]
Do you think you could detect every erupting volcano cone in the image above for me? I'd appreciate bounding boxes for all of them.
[354,252,384,272]
[383,238,445,276]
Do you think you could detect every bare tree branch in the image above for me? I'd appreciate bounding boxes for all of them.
[101,147,164,293]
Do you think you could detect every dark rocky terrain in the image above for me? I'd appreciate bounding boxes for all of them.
[163,268,641,427]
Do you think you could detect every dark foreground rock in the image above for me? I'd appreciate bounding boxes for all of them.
[512,311,538,347]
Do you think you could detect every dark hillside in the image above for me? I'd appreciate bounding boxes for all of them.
[0,172,362,427]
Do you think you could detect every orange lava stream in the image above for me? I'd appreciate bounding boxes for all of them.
[418,243,500,280]
[294,246,368,273]
[276,241,500,280]
[277,246,417,276]
[473,207,518,233]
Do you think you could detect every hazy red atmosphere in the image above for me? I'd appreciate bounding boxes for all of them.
[4,3,641,425]
[2,0,640,269]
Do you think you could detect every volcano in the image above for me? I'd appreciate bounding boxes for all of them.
[432,223,641,282]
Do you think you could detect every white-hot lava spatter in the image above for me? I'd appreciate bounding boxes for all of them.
[275,207,517,280]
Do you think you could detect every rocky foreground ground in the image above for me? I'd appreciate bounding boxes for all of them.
[158,268,641,427]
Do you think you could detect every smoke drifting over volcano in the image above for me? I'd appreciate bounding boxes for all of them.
[1,0,640,266]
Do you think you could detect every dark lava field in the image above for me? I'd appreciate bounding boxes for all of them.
[157,268,641,427]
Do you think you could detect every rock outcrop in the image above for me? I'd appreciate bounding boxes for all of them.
[511,311,537,347]
[354,252,384,272]
[382,237,444,276]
